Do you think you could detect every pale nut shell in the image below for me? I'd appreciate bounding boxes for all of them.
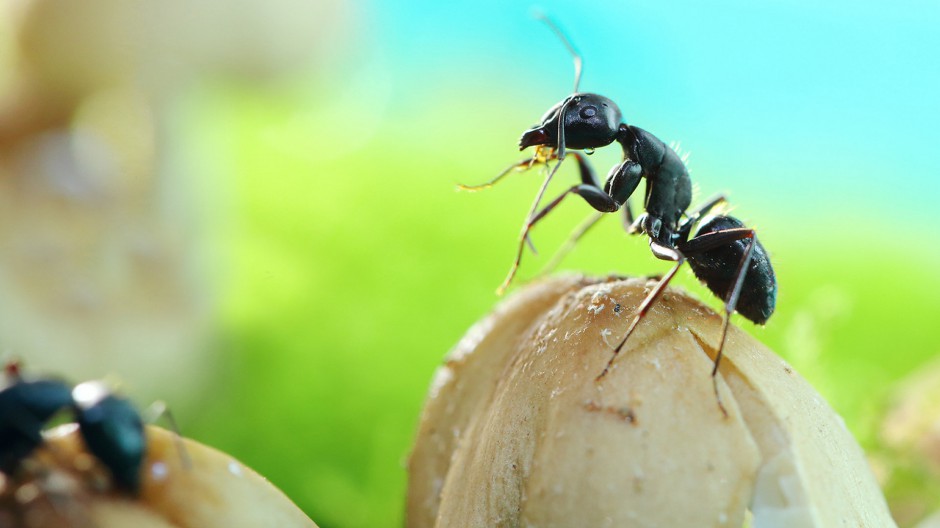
[407,275,895,528]
[0,425,317,528]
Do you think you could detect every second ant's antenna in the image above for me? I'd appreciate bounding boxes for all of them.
[535,12,583,93]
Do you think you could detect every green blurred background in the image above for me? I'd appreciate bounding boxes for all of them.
[1,0,939,526]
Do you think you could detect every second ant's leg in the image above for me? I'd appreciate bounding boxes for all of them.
[145,401,193,469]
[680,227,757,417]
[597,246,685,381]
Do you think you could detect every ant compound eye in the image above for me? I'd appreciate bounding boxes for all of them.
[579,106,597,119]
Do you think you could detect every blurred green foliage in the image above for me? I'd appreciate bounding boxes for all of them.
[176,80,940,527]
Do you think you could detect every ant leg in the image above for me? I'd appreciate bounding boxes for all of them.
[680,228,756,374]
[676,194,730,240]
[540,211,606,276]
[688,194,727,220]
[519,157,564,255]
[680,227,757,417]
[539,194,638,276]
[498,152,604,293]
[626,212,646,235]
[603,159,642,234]
[597,246,685,381]
[457,157,542,192]
[144,401,192,469]
[621,199,635,231]
[604,160,642,205]
[497,181,618,294]
[535,151,624,274]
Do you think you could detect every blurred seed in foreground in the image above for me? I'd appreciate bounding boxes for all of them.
[0,426,318,528]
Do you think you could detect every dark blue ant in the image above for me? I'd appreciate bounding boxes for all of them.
[0,362,145,493]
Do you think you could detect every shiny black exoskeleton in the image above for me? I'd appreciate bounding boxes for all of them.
[598,198,777,415]
[0,363,145,493]
[685,215,776,326]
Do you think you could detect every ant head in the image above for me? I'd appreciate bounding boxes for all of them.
[519,93,623,151]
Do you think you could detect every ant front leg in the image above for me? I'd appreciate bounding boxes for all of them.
[144,401,193,469]
[604,160,642,207]
[497,154,629,294]
[540,167,643,276]
[457,156,543,192]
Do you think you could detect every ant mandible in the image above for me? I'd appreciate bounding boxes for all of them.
[461,16,777,413]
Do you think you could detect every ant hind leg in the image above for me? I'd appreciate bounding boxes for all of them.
[679,226,758,417]
[597,245,685,381]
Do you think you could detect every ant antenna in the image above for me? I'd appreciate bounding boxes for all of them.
[534,12,583,93]
[145,401,193,470]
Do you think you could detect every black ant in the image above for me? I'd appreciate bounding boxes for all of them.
[459,15,693,294]
[600,199,777,414]
[461,16,777,413]
[0,361,183,494]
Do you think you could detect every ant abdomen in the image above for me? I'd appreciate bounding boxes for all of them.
[73,381,146,493]
[1,372,147,494]
[687,215,777,325]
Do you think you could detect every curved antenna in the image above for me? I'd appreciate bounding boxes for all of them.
[534,12,583,93]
